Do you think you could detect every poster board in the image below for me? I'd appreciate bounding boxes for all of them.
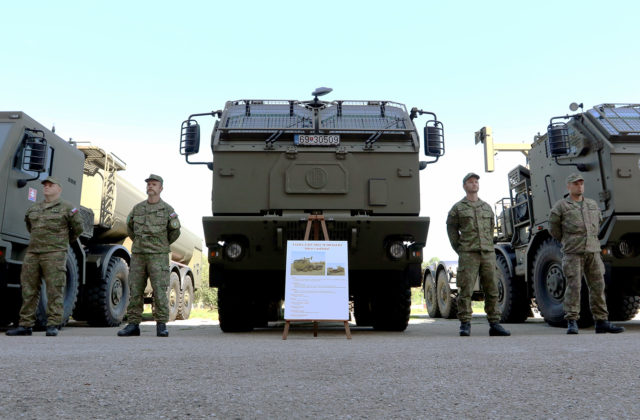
[284,240,349,321]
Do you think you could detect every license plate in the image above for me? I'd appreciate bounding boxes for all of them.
[294,134,340,146]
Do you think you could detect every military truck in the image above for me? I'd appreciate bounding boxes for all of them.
[179,88,445,332]
[475,103,640,326]
[0,111,202,328]
[422,260,460,319]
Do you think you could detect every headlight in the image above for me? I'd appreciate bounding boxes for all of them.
[388,241,406,260]
[618,240,634,258]
[224,242,243,261]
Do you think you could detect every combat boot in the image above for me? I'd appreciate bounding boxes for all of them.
[156,323,169,337]
[46,326,59,336]
[595,320,624,334]
[459,321,471,337]
[566,320,578,335]
[117,323,141,337]
[489,322,511,336]
[6,326,32,336]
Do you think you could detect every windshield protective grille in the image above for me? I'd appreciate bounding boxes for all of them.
[588,104,640,136]
[221,100,412,134]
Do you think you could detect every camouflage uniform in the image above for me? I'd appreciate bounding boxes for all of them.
[19,196,84,327]
[549,196,609,321]
[125,198,181,324]
[446,197,501,323]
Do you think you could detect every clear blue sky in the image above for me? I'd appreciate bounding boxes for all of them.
[2,0,638,259]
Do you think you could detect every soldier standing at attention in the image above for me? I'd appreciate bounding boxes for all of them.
[6,177,84,337]
[118,174,181,338]
[446,173,510,337]
[549,173,624,335]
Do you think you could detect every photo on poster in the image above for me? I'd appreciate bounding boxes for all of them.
[290,251,326,276]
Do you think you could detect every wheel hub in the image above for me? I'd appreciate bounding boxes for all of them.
[111,279,123,305]
[545,264,565,301]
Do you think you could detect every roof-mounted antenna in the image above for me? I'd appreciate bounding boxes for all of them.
[311,87,332,106]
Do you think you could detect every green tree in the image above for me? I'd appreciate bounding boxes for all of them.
[194,257,217,309]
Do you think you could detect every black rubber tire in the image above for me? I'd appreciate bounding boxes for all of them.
[423,272,441,318]
[168,271,181,322]
[86,257,130,327]
[532,239,593,328]
[353,295,373,326]
[606,293,640,321]
[496,254,529,323]
[176,276,194,320]
[218,280,253,332]
[436,269,457,319]
[371,272,411,331]
[35,249,79,329]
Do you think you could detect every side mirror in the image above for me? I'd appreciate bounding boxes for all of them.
[424,121,445,158]
[547,122,569,157]
[180,120,200,155]
[22,135,48,173]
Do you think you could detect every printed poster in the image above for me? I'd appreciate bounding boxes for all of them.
[284,240,349,320]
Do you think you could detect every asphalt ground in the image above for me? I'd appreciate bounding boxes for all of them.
[1,314,639,419]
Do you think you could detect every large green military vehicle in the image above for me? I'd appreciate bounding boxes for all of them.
[0,112,202,328]
[179,88,445,332]
[475,103,640,326]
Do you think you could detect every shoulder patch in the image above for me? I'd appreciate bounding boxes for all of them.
[70,208,79,215]
[169,212,177,218]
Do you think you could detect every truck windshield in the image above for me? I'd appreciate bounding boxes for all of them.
[0,122,13,150]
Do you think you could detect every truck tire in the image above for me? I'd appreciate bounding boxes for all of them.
[86,257,129,327]
[218,280,253,332]
[176,276,194,320]
[532,239,593,327]
[168,271,181,322]
[423,272,440,318]
[35,250,79,329]
[371,272,411,331]
[496,254,529,323]
[436,269,457,319]
[606,293,640,321]
[353,295,373,326]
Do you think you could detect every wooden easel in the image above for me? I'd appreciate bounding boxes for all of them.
[282,214,352,340]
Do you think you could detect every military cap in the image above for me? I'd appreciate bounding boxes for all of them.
[566,173,584,184]
[145,174,163,184]
[462,172,480,185]
[41,176,61,186]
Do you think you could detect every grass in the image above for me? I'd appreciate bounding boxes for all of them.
[142,304,219,322]
[410,287,486,316]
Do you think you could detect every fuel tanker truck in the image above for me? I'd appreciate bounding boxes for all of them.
[473,103,640,326]
[0,111,202,328]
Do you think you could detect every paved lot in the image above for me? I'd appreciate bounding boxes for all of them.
[1,315,639,419]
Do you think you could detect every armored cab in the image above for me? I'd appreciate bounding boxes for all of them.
[490,103,640,325]
[180,90,444,332]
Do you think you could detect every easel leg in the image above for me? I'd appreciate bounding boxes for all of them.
[282,321,291,340]
[344,321,352,339]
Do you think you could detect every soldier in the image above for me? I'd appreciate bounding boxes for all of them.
[446,173,510,337]
[118,174,181,337]
[549,173,624,334]
[6,177,84,337]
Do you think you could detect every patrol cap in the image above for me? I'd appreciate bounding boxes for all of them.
[145,174,163,184]
[41,176,61,186]
[462,172,480,185]
[566,173,584,184]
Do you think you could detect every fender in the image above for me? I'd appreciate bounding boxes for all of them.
[84,243,131,281]
[494,242,516,278]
